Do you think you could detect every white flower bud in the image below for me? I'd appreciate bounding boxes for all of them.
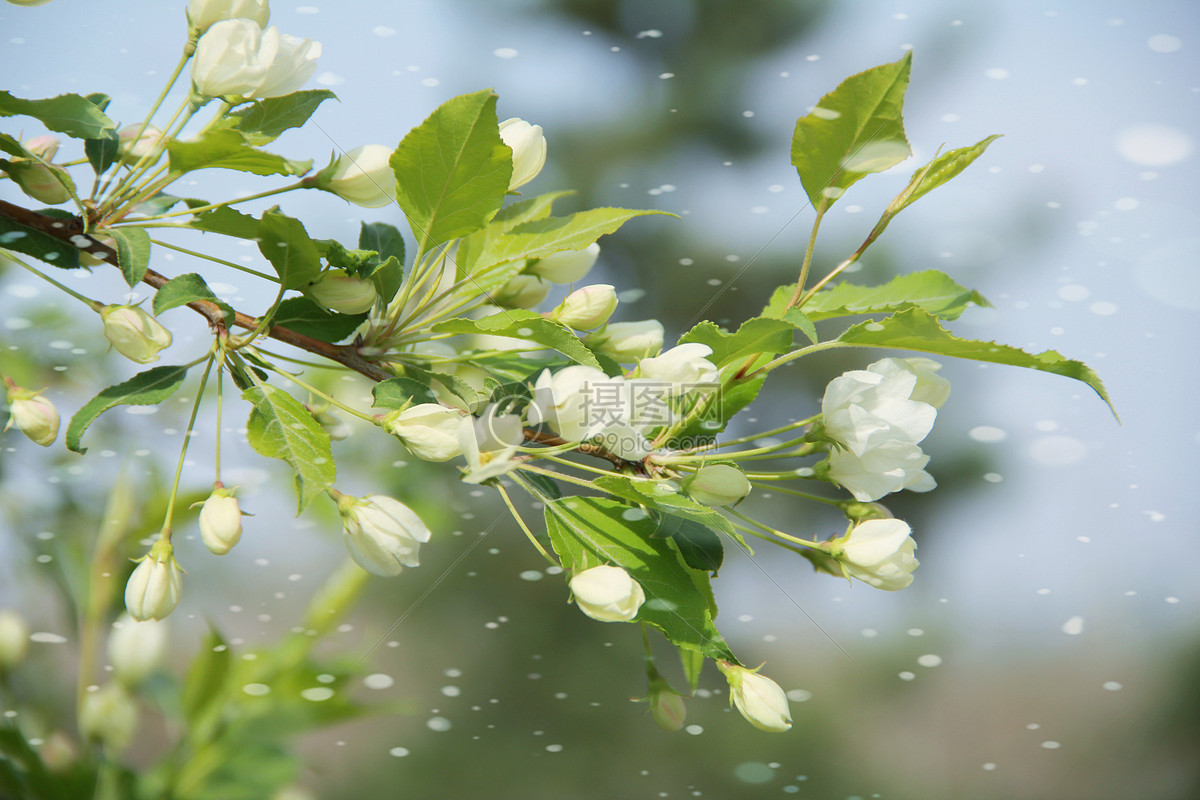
[528,243,600,284]
[308,269,378,314]
[334,491,432,576]
[383,403,465,462]
[498,117,546,190]
[717,661,792,732]
[568,565,645,623]
[124,541,183,621]
[198,483,243,555]
[318,144,395,208]
[107,614,168,686]
[192,20,319,99]
[188,0,270,32]
[584,320,664,362]
[117,124,164,160]
[685,464,751,507]
[493,274,550,309]
[100,304,173,364]
[0,609,29,670]
[635,342,719,394]
[23,134,59,161]
[78,683,138,752]
[548,284,618,330]
[4,382,59,446]
[832,518,919,591]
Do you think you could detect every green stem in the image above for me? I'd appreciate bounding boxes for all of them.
[726,506,823,550]
[142,181,306,221]
[160,352,216,534]
[785,199,829,310]
[4,251,101,308]
[755,339,846,376]
[519,460,605,490]
[146,238,277,281]
[497,479,556,566]
[257,358,377,423]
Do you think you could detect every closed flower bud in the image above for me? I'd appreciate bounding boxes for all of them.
[333,491,432,576]
[569,565,645,623]
[830,518,919,591]
[308,269,378,314]
[635,342,719,394]
[117,124,164,160]
[192,19,319,99]
[717,661,792,732]
[494,274,550,309]
[197,483,243,555]
[383,403,464,462]
[547,284,618,330]
[4,381,59,446]
[2,158,73,204]
[498,118,546,190]
[78,683,137,752]
[584,320,664,362]
[188,0,270,33]
[124,540,183,621]
[100,304,172,364]
[528,243,600,284]
[107,613,168,686]
[317,144,396,208]
[685,464,751,507]
[0,609,29,670]
[646,681,687,732]
[23,134,59,160]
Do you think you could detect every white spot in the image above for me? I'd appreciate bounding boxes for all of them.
[969,426,1007,443]
[316,72,344,87]
[917,654,942,668]
[493,48,518,59]
[389,746,409,757]
[1114,197,1139,211]
[685,724,704,735]
[982,763,997,771]
[1117,124,1193,166]
[1041,741,1061,750]
[30,632,67,644]
[301,687,335,702]
[898,671,916,681]
[296,6,318,13]
[426,716,452,732]
[786,689,812,702]
[1061,616,1084,635]
[636,29,663,38]
[659,73,675,80]
[1147,34,1182,53]
[364,673,394,690]
[984,68,1009,80]
[1057,284,1090,302]
[1089,301,1118,315]
[422,78,440,87]
[1102,681,1123,691]
[372,26,397,37]
[518,570,543,581]
[242,683,271,696]
[1028,435,1088,466]
[440,685,461,697]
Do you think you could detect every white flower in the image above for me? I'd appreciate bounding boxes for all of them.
[826,437,935,502]
[832,518,919,591]
[498,117,546,190]
[79,683,138,751]
[584,319,664,362]
[0,609,29,670]
[494,274,550,309]
[117,124,164,160]
[569,565,645,622]
[717,661,792,732]
[107,614,169,686]
[308,269,378,314]
[334,492,432,576]
[318,144,396,208]
[197,483,243,555]
[124,541,183,621]
[383,403,465,462]
[4,383,59,446]
[188,0,270,32]
[528,243,600,284]
[458,407,523,484]
[548,284,618,330]
[527,365,611,442]
[192,19,319,99]
[685,464,751,507]
[635,342,719,395]
[100,304,173,364]
[868,357,950,409]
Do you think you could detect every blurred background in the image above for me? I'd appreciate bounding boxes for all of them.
[2,1,1198,798]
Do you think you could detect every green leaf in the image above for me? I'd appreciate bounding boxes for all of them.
[228,90,337,145]
[592,474,747,551]
[153,273,235,325]
[84,129,120,175]
[654,514,724,574]
[358,221,405,262]
[544,497,737,663]
[271,296,366,343]
[0,90,116,139]
[390,89,511,255]
[243,383,336,511]
[258,209,321,289]
[760,290,818,344]
[109,226,151,286]
[456,190,575,273]
[479,207,671,269]
[797,270,990,322]
[372,377,438,409]
[885,134,1002,220]
[836,308,1116,416]
[667,374,766,448]
[678,317,795,369]
[791,52,912,209]
[432,311,601,368]
[67,365,190,453]
[0,213,80,269]
[167,129,311,177]
[523,470,563,500]
[679,647,705,694]
[189,205,261,239]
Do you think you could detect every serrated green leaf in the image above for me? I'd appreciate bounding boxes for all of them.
[0,90,116,139]
[372,377,437,409]
[109,226,151,286]
[479,207,671,269]
[168,129,311,177]
[760,289,818,344]
[678,317,795,369]
[258,209,321,289]
[243,383,335,511]
[798,270,990,322]
[271,296,365,343]
[523,470,563,500]
[544,497,736,663]
[84,129,120,175]
[792,53,912,209]
[654,514,724,574]
[433,311,601,368]
[886,134,1002,219]
[0,213,80,269]
[228,90,337,145]
[837,307,1115,416]
[456,190,575,274]
[189,205,261,239]
[67,365,190,452]
[153,272,235,325]
[667,374,766,447]
[390,89,511,256]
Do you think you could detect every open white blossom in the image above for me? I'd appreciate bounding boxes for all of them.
[832,518,919,590]
[335,492,432,576]
[635,342,719,394]
[458,406,523,484]
[384,403,465,462]
[192,19,319,99]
